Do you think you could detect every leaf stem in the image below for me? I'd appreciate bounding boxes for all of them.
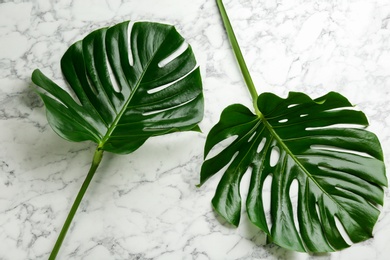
[216,0,260,115]
[49,148,104,260]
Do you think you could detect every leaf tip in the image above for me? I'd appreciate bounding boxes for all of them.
[211,197,240,228]
[191,125,202,133]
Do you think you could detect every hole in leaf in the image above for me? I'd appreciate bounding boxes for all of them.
[278,119,288,123]
[289,179,300,234]
[262,174,273,230]
[158,41,189,68]
[270,146,280,167]
[334,185,352,195]
[310,145,373,158]
[220,151,239,175]
[240,167,252,201]
[45,86,76,108]
[127,21,135,66]
[315,202,321,223]
[306,123,365,131]
[335,215,353,246]
[300,114,308,118]
[203,151,240,188]
[85,72,98,95]
[58,80,82,106]
[105,51,121,93]
[257,138,266,153]
[288,104,299,109]
[325,106,359,112]
[247,131,256,143]
[142,97,195,117]
[147,81,174,94]
[142,106,174,117]
[205,135,239,161]
[317,165,333,172]
[147,65,198,95]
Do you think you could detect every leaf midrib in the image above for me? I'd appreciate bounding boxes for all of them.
[259,113,344,213]
[98,31,170,149]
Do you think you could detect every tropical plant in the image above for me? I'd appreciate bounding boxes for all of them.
[32,21,204,259]
[198,0,387,253]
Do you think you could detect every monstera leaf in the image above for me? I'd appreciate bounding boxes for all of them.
[199,0,387,253]
[32,21,203,153]
[199,92,386,252]
[32,21,203,259]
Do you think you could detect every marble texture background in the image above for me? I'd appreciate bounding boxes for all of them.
[1,0,390,259]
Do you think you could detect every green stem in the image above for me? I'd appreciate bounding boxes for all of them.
[216,0,261,115]
[49,148,104,260]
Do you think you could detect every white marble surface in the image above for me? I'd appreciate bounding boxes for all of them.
[1,0,390,259]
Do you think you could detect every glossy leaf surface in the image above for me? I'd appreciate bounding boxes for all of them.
[32,21,203,154]
[199,91,386,252]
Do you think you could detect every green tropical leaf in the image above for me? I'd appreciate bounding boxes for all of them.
[199,91,386,252]
[32,20,203,259]
[32,21,203,154]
